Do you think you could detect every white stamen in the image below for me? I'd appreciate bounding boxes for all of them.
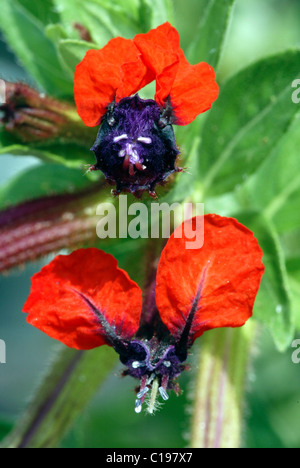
[130,149,140,163]
[132,360,142,369]
[159,386,169,401]
[137,386,149,399]
[163,361,171,368]
[137,136,152,144]
[146,373,156,385]
[135,399,142,413]
[126,143,134,155]
[118,149,126,157]
[113,134,128,142]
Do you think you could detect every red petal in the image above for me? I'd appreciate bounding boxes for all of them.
[74,38,153,127]
[134,22,219,125]
[23,248,143,350]
[133,22,180,103]
[168,51,219,125]
[155,215,264,341]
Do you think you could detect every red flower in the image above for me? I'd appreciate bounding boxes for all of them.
[73,23,219,195]
[24,249,142,350]
[74,22,219,127]
[23,215,264,413]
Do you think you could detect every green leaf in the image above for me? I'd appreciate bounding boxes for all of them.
[45,23,100,77]
[0,141,93,168]
[187,0,235,68]
[199,51,300,198]
[0,0,73,97]
[138,0,174,31]
[287,266,300,331]
[164,134,202,204]
[0,163,92,210]
[0,131,17,150]
[15,0,59,25]
[236,212,294,351]
[236,112,300,235]
[45,23,68,42]
[0,421,12,441]
[0,123,97,168]
[280,230,300,261]
[204,107,300,348]
[58,39,100,77]
[53,0,141,47]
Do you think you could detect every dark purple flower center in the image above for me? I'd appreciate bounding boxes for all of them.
[90,94,180,196]
[118,338,185,413]
[73,286,189,414]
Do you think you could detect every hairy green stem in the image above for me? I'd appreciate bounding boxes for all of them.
[190,322,256,448]
[1,345,118,448]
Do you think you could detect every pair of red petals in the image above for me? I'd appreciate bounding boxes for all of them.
[23,215,264,350]
[74,22,219,127]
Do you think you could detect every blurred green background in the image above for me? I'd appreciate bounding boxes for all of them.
[0,0,300,448]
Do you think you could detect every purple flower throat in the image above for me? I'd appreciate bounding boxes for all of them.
[90,94,181,196]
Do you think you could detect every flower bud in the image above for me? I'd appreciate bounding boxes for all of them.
[0,81,95,145]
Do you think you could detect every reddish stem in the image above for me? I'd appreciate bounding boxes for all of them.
[0,184,103,272]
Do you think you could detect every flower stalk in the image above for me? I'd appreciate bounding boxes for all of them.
[0,345,118,448]
[190,322,257,448]
[0,182,108,272]
[0,81,96,145]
